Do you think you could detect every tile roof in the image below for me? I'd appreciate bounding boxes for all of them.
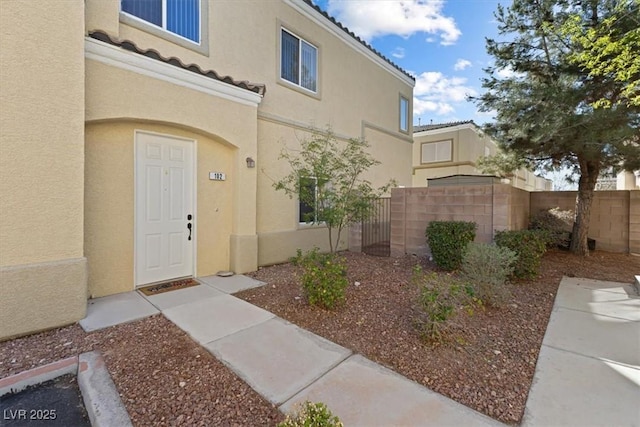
[88,31,266,96]
[413,120,475,133]
[301,0,414,81]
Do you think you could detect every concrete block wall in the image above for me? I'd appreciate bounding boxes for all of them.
[391,186,637,257]
[630,191,640,255]
[391,184,518,257]
[589,191,630,252]
[510,186,531,231]
[530,190,634,253]
[529,191,577,215]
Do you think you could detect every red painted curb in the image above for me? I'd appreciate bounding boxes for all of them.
[0,356,78,395]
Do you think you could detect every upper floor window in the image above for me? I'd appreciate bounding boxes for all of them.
[281,29,318,93]
[121,0,200,43]
[421,139,452,163]
[400,96,410,133]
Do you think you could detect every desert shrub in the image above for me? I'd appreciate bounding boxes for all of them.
[425,221,477,271]
[296,248,348,310]
[460,243,517,306]
[278,401,343,427]
[529,207,573,248]
[412,266,476,342]
[494,230,547,279]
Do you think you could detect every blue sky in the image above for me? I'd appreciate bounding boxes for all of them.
[312,0,505,126]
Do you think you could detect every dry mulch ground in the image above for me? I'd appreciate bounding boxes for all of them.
[238,249,639,425]
[0,316,283,426]
[1,250,636,426]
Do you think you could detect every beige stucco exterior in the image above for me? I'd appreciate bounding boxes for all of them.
[617,171,640,190]
[1,0,414,335]
[412,124,551,191]
[0,1,87,340]
[80,0,413,278]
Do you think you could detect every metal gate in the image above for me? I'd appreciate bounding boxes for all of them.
[362,197,391,257]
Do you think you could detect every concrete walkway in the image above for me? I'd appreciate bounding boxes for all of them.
[522,276,640,427]
[79,274,640,426]
[81,275,501,426]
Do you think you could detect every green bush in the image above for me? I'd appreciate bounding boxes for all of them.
[494,230,547,279]
[296,248,348,310]
[425,221,477,271]
[460,243,517,306]
[529,207,573,248]
[412,266,475,342]
[278,401,344,427]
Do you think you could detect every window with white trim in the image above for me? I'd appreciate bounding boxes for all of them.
[421,140,452,163]
[121,0,201,43]
[400,96,410,133]
[281,29,318,93]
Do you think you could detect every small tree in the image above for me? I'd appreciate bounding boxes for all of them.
[274,127,395,253]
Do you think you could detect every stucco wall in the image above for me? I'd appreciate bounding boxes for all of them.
[0,1,87,339]
[85,54,260,293]
[84,0,413,138]
[412,127,551,191]
[1,1,85,266]
[84,0,413,279]
[85,122,240,297]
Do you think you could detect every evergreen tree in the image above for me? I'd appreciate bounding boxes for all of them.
[474,0,640,255]
[563,0,640,108]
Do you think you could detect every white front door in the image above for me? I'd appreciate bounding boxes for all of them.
[135,132,195,286]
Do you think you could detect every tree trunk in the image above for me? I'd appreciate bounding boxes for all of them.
[570,160,599,255]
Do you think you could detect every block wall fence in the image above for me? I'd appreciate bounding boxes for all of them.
[387,185,639,256]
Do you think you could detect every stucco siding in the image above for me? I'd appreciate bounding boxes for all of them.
[1,0,85,266]
[85,122,241,297]
[1,259,87,340]
[0,0,87,339]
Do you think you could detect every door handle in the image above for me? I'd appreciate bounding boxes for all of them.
[187,223,192,240]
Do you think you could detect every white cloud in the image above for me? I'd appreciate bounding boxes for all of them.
[495,66,523,79]
[391,47,405,59]
[327,0,461,45]
[413,71,478,116]
[453,58,472,71]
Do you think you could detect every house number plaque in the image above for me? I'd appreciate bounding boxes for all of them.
[209,172,226,181]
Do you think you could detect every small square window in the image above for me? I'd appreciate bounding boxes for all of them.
[122,0,201,43]
[400,96,410,133]
[281,29,318,93]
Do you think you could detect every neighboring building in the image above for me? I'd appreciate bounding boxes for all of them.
[616,171,640,190]
[0,0,414,339]
[412,121,551,191]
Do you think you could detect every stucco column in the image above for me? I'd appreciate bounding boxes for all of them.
[230,131,259,274]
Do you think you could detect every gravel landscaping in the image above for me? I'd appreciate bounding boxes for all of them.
[0,316,283,426]
[1,249,636,426]
[238,249,639,425]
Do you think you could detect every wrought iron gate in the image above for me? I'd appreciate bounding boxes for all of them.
[362,197,391,257]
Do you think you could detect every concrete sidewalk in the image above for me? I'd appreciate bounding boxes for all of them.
[81,275,502,426]
[80,274,639,426]
[522,277,640,427]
